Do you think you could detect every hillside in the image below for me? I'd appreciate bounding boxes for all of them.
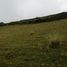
[7,12,67,24]
[0,17,67,67]
[0,12,67,25]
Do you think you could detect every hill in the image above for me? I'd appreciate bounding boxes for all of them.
[7,12,67,25]
[0,12,67,25]
[0,13,67,67]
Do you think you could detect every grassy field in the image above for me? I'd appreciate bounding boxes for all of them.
[0,19,67,67]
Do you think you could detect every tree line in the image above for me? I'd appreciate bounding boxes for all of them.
[0,12,67,26]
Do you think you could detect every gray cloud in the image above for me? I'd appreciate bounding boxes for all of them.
[0,0,66,23]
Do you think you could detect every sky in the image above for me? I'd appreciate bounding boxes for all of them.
[0,0,67,23]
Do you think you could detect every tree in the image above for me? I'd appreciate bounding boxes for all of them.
[0,22,4,26]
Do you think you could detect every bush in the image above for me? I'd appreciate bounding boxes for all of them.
[0,22,4,26]
[49,40,60,48]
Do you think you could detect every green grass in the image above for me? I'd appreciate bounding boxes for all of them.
[0,19,67,67]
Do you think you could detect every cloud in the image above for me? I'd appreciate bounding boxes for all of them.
[59,0,67,12]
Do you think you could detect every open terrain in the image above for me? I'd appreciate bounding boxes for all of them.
[0,18,67,67]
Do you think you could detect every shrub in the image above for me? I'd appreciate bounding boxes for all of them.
[0,22,4,26]
[49,40,60,48]
[46,33,64,49]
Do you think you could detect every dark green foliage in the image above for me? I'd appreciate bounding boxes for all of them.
[0,22,4,26]
[0,12,67,26]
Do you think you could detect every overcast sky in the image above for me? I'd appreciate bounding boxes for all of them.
[0,0,67,23]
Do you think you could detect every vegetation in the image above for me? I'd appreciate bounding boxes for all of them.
[0,12,67,25]
[0,12,67,67]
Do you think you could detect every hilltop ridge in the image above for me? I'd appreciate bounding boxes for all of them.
[0,12,67,25]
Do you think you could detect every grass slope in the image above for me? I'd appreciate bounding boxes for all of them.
[0,19,67,67]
